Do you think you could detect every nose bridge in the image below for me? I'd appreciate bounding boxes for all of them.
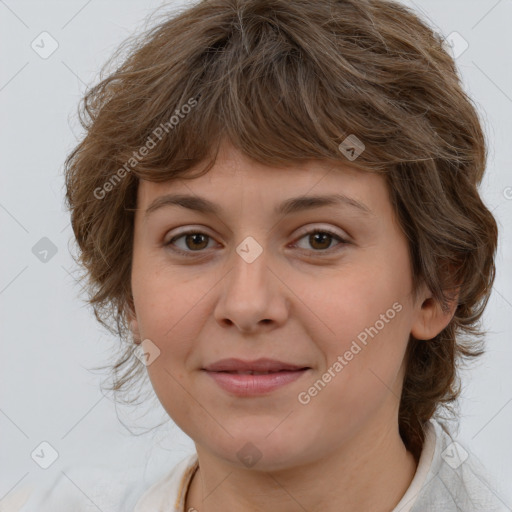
[227,234,270,304]
[214,234,288,330]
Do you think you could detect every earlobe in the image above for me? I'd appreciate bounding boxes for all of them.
[130,319,142,345]
[130,318,139,333]
[125,301,141,344]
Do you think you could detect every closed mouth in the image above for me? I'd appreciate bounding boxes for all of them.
[212,369,309,375]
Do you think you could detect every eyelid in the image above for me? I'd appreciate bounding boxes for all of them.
[293,225,348,242]
[164,224,349,257]
[290,226,348,253]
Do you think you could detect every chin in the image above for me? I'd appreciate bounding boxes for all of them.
[201,430,313,472]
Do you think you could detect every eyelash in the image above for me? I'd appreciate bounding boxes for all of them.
[164,227,348,258]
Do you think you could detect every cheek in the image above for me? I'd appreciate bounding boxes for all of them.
[299,257,412,407]
[300,258,407,347]
[145,358,202,437]
[303,305,410,438]
[132,255,207,338]
[131,265,204,393]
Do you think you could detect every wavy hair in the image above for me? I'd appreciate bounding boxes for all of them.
[64,0,498,459]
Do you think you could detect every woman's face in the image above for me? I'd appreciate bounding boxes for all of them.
[128,140,438,470]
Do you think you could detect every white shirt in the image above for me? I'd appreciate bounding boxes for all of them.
[12,419,510,511]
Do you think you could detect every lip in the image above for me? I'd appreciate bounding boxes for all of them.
[203,358,309,372]
[201,358,311,397]
[204,368,310,396]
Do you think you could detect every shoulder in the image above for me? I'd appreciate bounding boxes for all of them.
[398,419,510,512]
[16,464,153,512]
[134,453,199,512]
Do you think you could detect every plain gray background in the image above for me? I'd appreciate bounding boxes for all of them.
[1,0,511,507]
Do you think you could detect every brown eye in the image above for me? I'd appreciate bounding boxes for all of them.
[164,227,347,258]
[183,233,210,251]
[308,232,333,250]
[166,231,214,253]
[294,229,347,253]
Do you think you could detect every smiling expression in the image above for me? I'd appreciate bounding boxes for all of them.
[127,139,431,470]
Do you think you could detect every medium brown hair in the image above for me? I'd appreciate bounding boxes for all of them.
[64,0,498,459]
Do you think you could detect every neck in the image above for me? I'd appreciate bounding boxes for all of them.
[185,422,418,512]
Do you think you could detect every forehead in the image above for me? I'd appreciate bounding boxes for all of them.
[136,141,391,218]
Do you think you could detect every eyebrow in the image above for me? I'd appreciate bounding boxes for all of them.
[144,193,374,219]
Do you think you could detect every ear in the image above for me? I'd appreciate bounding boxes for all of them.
[410,282,460,341]
[125,299,141,345]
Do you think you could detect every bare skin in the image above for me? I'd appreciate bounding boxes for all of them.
[127,139,457,512]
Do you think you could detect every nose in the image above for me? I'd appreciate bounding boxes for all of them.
[213,243,290,334]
